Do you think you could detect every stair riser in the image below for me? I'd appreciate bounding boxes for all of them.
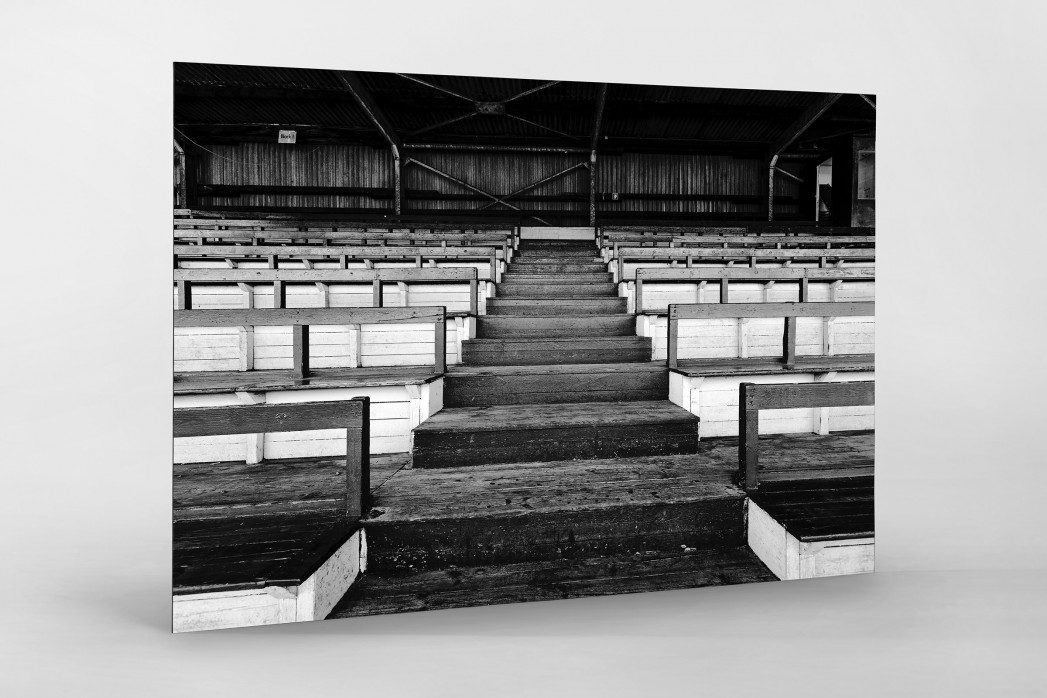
[462,348,652,366]
[445,371,668,406]
[412,421,701,468]
[487,299,628,316]
[512,257,603,265]
[501,274,613,284]
[476,316,636,338]
[515,250,599,258]
[506,264,607,273]
[497,284,618,297]
[365,499,743,571]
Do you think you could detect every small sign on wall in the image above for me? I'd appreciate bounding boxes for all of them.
[278,130,297,144]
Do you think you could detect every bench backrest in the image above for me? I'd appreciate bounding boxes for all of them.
[174,306,448,378]
[174,267,479,315]
[174,244,501,281]
[616,246,875,281]
[635,267,875,312]
[738,381,875,490]
[666,301,875,369]
[175,217,515,232]
[670,235,875,247]
[174,397,371,518]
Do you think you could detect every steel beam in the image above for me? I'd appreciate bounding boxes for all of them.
[405,158,551,225]
[336,71,405,215]
[768,93,842,220]
[477,161,588,211]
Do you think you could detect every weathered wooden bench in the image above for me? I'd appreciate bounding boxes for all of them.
[173,397,370,632]
[613,246,875,283]
[174,306,449,385]
[738,380,875,580]
[634,266,875,314]
[174,267,480,316]
[174,244,504,283]
[598,224,875,252]
[174,218,517,257]
[662,300,874,439]
[666,300,875,371]
[669,234,876,249]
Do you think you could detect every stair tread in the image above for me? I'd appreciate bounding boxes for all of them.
[413,400,697,434]
[465,336,648,346]
[366,451,741,523]
[328,547,775,618]
[446,361,666,377]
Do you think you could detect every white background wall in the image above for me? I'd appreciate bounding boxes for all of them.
[2,1,1046,696]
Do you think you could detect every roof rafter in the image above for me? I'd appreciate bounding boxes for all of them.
[769,93,842,157]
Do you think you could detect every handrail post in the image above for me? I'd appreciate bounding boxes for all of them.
[434,309,447,374]
[783,315,798,369]
[469,278,478,316]
[739,382,760,490]
[176,280,192,310]
[347,396,371,520]
[273,279,286,309]
[635,275,643,314]
[372,277,383,308]
[667,305,679,369]
[292,324,310,385]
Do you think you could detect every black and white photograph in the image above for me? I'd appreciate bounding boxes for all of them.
[172,64,876,631]
[4,1,1046,694]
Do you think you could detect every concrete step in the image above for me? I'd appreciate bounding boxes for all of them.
[329,547,775,614]
[411,400,701,468]
[461,336,652,366]
[357,450,736,571]
[444,362,668,406]
[497,282,618,297]
[500,272,613,284]
[487,297,628,316]
[476,314,636,338]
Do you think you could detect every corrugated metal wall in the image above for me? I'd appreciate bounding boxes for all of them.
[191,143,801,219]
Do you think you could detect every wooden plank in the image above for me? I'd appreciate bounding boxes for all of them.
[745,381,875,411]
[783,316,798,369]
[347,397,370,520]
[174,244,501,259]
[619,247,874,260]
[174,306,444,327]
[670,301,873,320]
[636,267,874,282]
[667,314,679,369]
[173,268,476,283]
[174,399,365,438]
[671,235,875,246]
[739,386,760,490]
[434,312,447,373]
[292,325,309,384]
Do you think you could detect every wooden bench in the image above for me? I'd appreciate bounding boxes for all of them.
[598,224,874,251]
[174,306,449,385]
[666,301,875,371]
[614,246,875,282]
[174,219,516,257]
[635,266,875,314]
[174,267,480,316]
[738,381,875,580]
[173,397,370,631]
[669,234,875,249]
[174,244,504,283]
